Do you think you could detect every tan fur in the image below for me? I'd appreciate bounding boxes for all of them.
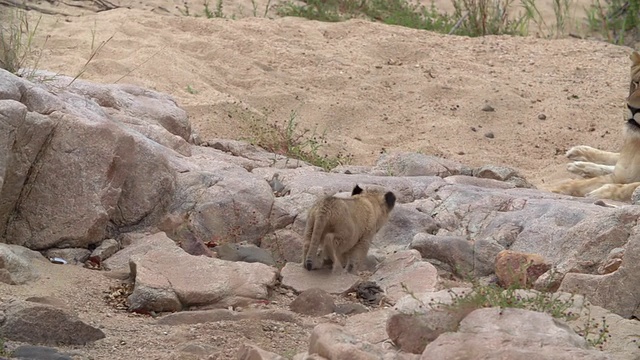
[302,185,396,274]
[549,51,640,202]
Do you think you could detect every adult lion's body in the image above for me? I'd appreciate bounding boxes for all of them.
[549,51,640,201]
[302,185,396,274]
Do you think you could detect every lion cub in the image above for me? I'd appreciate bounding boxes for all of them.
[302,185,396,274]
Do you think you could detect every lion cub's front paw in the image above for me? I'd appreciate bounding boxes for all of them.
[566,145,598,161]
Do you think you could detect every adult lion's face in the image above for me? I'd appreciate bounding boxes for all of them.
[626,51,640,131]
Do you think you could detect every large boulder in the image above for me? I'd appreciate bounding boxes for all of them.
[421,308,612,359]
[127,235,278,312]
[0,70,178,249]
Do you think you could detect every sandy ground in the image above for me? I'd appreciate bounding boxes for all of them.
[0,0,637,359]
[24,6,631,188]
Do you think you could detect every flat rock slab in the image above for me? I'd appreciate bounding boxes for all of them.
[0,299,105,345]
[156,309,299,326]
[371,250,438,303]
[280,263,360,295]
[128,242,278,313]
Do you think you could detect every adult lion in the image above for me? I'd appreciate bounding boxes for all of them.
[549,51,640,202]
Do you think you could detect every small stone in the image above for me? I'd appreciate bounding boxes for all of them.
[289,288,336,316]
[484,132,495,139]
[538,113,547,120]
[481,104,495,112]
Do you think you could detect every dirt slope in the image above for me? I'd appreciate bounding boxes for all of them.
[23,8,631,188]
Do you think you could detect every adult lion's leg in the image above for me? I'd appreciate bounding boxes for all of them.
[548,175,614,197]
[586,182,640,201]
[567,161,615,178]
[566,145,619,165]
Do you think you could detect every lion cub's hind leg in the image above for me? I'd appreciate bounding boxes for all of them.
[567,161,615,178]
[566,145,620,165]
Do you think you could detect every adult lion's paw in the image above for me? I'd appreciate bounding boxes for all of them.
[566,145,598,161]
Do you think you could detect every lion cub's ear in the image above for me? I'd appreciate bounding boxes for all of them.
[351,184,364,196]
[384,191,396,210]
[630,51,640,65]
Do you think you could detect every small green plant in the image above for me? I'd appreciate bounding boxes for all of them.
[574,307,610,349]
[0,336,11,357]
[243,110,352,170]
[0,8,48,78]
[204,0,226,18]
[186,84,198,94]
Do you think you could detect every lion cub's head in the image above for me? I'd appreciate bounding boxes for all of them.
[626,51,640,133]
[351,184,396,214]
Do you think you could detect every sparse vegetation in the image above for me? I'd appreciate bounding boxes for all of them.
[420,282,612,350]
[0,8,47,77]
[243,110,352,170]
[0,336,11,357]
[275,0,556,37]
[587,0,640,45]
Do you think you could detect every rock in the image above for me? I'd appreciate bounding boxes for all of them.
[373,152,471,177]
[443,174,515,189]
[387,310,462,354]
[0,299,105,345]
[25,296,70,310]
[172,226,215,257]
[0,244,46,284]
[289,288,336,316]
[177,343,216,359]
[214,242,276,267]
[558,232,640,319]
[307,323,387,359]
[128,238,277,313]
[269,192,317,231]
[428,182,640,278]
[370,250,438,303]
[343,309,393,345]
[393,288,471,315]
[495,250,550,288]
[280,262,360,295]
[104,232,181,272]
[410,234,474,275]
[421,308,612,359]
[237,343,287,360]
[472,165,534,188]
[11,345,73,360]
[597,247,624,275]
[374,204,439,247]
[261,229,304,264]
[334,303,369,315]
[156,309,299,326]
[0,70,178,249]
[481,104,495,112]
[178,157,275,246]
[89,238,120,262]
[43,248,91,265]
